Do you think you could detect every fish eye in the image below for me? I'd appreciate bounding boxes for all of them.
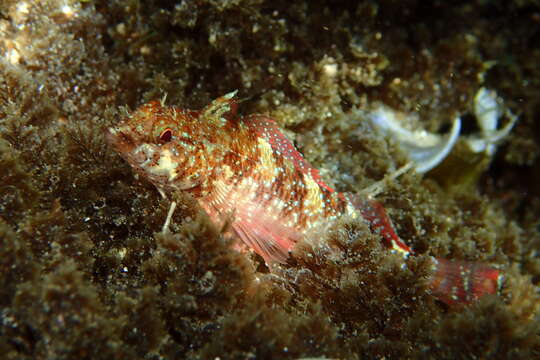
[159,128,173,142]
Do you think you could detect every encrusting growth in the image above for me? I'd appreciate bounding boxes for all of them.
[106,92,503,305]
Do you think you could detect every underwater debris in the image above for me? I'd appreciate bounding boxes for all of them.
[106,92,502,305]
[365,87,517,173]
[466,87,518,155]
[365,106,461,173]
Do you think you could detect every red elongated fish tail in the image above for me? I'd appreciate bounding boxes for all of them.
[428,257,503,305]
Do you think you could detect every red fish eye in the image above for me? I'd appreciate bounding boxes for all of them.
[159,128,173,142]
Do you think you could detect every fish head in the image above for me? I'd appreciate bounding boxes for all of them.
[106,100,213,195]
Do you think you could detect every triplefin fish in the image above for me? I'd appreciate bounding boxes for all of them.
[106,92,503,305]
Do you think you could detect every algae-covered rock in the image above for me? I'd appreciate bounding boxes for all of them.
[1,1,539,359]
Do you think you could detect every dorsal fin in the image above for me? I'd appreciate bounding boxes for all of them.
[200,91,239,126]
[244,114,335,193]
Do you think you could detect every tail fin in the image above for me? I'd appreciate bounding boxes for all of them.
[428,257,503,305]
[346,194,503,305]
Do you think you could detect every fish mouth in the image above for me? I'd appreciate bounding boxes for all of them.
[105,126,137,154]
[105,126,151,167]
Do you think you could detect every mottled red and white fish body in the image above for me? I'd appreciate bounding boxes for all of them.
[106,92,503,305]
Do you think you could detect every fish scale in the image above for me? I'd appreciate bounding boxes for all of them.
[106,92,502,305]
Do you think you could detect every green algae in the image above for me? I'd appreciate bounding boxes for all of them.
[1,0,539,359]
